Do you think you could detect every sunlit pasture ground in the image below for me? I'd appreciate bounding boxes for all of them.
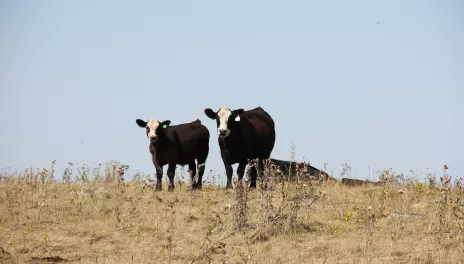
[0,160,463,264]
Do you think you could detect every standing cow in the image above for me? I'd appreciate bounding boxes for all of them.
[204,106,276,189]
[135,118,210,191]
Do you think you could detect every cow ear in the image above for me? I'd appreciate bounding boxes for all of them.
[234,109,244,122]
[204,108,217,119]
[136,119,147,128]
[160,120,171,128]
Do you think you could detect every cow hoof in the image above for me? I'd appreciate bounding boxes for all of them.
[155,185,162,192]
[168,185,174,192]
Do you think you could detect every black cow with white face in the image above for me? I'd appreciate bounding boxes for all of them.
[136,118,210,191]
[204,106,276,189]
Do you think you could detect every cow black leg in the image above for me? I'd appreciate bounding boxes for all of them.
[188,163,197,189]
[249,160,262,189]
[256,159,266,189]
[167,164,176,192]
[155,164,163,191]
[236,162,247,182]
[195,158,207,190]
[225,164,233,189]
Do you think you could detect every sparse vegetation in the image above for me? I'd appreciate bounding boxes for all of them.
[1,156,463,263]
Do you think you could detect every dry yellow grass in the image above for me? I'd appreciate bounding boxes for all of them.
[1,164,463,264]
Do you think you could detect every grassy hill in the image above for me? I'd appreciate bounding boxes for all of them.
[1,161,463,264]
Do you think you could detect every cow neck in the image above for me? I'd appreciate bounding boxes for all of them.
[150,129,170,152]
[219,116,250,148]
[220,129,240,145]
[218,135,230,149]
[157,127,170,141]
[233,114,251,140]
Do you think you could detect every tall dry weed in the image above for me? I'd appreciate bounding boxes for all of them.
[233,175,250,231]
[249,144,324,242]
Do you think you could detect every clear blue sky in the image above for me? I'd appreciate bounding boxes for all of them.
[1,0,463,183]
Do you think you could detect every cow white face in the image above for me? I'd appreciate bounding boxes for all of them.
[136,118,171,142]
[146,119,160,140]
[204,106,243,137]
[217,107,233,136]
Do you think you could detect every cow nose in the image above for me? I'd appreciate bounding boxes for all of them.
[218,129,226,136]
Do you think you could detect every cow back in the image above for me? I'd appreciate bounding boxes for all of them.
[154,119,209,165]
[241,107,276,158]
[169,119,209,152]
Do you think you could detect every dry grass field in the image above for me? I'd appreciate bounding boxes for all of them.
[1,160,463,264]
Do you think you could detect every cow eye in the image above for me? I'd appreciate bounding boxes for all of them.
[146,127,149,133]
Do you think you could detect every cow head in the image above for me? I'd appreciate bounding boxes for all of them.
[136,118,171,142]
[204,106,244,137]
